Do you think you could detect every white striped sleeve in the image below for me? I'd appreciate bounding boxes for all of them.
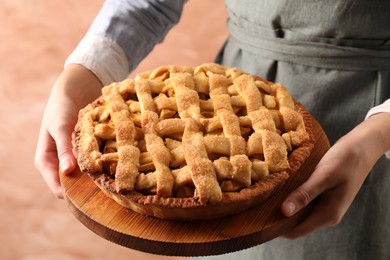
[366,99,390,159]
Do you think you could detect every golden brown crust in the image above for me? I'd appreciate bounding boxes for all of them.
[72,63,315,220]
[73,103,313,220]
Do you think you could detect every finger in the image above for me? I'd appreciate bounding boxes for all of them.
[51,123,77,175]
[281,182,324,218]
[281,192,344,239]
[35,129,64,198]
[281,163,336,217]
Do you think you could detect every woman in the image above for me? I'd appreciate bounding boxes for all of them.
[35,1,390,259]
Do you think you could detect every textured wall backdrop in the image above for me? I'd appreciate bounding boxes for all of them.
[0,0,227,259]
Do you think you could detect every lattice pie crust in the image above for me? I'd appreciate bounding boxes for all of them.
[73,63,314,220]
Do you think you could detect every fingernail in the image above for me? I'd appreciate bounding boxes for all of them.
[285,201,296,216]
[60,158,71,174]
[55,187,64,199]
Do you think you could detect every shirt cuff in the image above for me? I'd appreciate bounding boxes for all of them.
[365,99,390,159]
[65,33,129,86]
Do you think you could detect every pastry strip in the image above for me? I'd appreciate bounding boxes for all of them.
[102,83,139,192]
[136,80,174,197]
[77,105,102,173]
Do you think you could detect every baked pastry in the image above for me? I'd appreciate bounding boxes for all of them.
[72,63,314,220]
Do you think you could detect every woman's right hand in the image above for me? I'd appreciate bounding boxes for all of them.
[34,64,103,198]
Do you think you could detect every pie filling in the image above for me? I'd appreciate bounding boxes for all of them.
[73,63,311,214]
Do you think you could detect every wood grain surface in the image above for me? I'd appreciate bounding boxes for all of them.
[60,118,329,257]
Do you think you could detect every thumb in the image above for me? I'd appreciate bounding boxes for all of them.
[53,125,77,175]
[281,174,327,217]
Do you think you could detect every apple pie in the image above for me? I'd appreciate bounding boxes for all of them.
[72,63,314,220]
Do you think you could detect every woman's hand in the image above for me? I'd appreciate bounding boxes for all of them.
[280,112,390,239]
[35,64,103,198]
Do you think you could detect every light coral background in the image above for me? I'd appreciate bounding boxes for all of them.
[0,0,227,259]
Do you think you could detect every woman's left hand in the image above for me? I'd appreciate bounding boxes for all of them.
[280,112,390,239]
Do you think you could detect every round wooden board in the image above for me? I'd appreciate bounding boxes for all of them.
[60,118,329,257]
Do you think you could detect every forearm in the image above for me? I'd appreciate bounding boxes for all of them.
[362,112,390,160]
[365,98,390,159]
[341,112,390,173]
[52,64,103,109]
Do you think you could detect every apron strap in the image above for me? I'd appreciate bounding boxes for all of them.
[227,14,390,71]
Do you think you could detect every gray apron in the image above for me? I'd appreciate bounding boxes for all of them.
[196,1,390,259]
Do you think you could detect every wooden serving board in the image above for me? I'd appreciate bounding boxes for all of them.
[61,118,329,257]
